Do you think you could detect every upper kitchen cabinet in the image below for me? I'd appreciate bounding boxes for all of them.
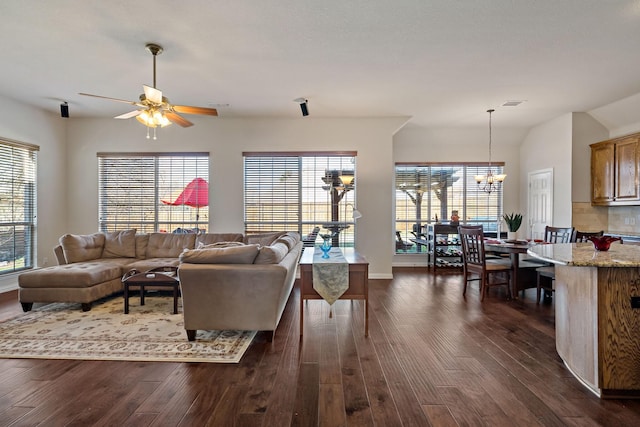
[591,134,640,206]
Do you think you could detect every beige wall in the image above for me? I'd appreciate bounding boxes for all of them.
[519,114,573,230]
[66,116,409,279]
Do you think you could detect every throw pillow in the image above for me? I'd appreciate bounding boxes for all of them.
[195,233,244,247]
[179,244,260,264]
[275,232,300,250]
[59,233,105,263]
[244,231,288,246]
[102,229,137,258]
[197,241,246,249]
[254,242,289,264]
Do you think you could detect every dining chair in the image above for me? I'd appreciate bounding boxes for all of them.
[573,230,604,243]
[536,225,576,303]
[459,225,512,301]
[544,226,575,243]
[395,231,414,252]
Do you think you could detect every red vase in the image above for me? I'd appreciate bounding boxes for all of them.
[588,236,621,251]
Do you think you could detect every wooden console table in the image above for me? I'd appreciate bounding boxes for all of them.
[298,248,369,337]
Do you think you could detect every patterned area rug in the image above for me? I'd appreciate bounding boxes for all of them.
[0,296,256,363]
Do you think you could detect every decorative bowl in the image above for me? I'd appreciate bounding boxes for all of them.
[588,235,621,251]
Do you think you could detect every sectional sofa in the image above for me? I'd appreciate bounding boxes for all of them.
[18,230,302,341]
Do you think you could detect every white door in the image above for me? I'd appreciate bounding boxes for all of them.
[528,169,553,240]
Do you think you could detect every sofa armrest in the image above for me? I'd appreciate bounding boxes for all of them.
[53,245,67,265]
[178,263,290,331]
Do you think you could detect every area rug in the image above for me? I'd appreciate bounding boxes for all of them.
[0,296,256,363]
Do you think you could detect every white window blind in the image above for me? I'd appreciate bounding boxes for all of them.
[395,163,504,253]
[0,139,38,274]
[244,153,357,247]
[98,153,209,233]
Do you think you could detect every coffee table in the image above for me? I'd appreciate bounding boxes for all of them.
[122,266,180,314]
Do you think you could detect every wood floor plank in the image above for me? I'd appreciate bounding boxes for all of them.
[336,314,374,426]
[421,404,458,427]
[291,362,319,427]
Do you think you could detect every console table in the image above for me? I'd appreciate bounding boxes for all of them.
[298,248,369,337]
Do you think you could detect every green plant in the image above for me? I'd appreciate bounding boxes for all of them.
[503,213,523,232]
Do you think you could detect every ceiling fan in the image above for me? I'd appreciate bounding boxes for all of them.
[79,43,218,139]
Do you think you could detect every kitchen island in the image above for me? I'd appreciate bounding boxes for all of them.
[527,242,640,398]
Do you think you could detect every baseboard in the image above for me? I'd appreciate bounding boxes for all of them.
[368,273,394,280]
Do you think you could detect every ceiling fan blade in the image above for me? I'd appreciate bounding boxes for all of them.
[143,85,163,104]
[115,110,143,119]
[78,93,138,105]
[166,111,194,127]
[173,105,218,116]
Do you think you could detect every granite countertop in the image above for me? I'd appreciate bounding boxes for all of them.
[527,242,640,267]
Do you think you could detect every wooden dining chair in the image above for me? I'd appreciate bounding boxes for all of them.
[544,226,575,243]
[459,225,512,301]
[573,230,604,243]
[536,226,576,303]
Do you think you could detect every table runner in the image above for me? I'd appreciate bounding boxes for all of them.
[312,247,349,305]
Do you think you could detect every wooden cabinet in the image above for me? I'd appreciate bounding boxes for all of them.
[591,134,640,206]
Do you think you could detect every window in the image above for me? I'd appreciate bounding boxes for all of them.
[0,138,38,274]
[395,163,504,253]
[244,152,357,247]
[98,153,209,233]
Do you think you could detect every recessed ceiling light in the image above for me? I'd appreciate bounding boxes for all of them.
[502,100,526,107]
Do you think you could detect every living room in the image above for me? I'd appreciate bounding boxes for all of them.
[5,2,640,424]
[3,3,640,297]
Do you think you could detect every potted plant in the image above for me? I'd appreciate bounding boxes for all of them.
[503,213,523,240]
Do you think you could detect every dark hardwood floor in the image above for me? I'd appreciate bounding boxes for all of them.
[1,267,640,426]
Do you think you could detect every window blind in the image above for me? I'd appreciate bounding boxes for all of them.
[98,153,209,233]
[0,139,38,274]
[244,153,357,247]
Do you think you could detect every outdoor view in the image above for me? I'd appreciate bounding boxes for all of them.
[0,142,36,275]
[98,154,209,233]
[395,164,504,254]
[244,154,357,247]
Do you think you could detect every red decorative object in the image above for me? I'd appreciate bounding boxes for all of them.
[162,177,208,221]
[588,235,621,251]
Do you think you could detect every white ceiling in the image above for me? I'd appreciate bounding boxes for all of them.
[2,0,640,130]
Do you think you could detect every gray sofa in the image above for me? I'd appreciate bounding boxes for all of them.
[17,230,299,322]
[178,232,302,341]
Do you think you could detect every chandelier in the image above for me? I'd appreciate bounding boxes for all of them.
[474,109,506,194]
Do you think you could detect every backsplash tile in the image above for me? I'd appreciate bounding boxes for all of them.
[572,202,640,235]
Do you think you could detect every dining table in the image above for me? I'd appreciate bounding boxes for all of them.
[484,239,543,299]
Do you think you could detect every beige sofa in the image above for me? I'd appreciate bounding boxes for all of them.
[17,230,293,313]
[178,232,302,341]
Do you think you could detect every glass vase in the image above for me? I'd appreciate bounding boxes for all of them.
[320,235,332,258]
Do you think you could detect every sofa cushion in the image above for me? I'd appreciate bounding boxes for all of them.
[102,229,137,258]
[18,259,125,289]
[59,233,105,263]
[275,232,300,251]
[254,242,290,264]
[244,231,287,246]
[135,234,149,259]
[196,233,245,247]
[146,233,196,258]
[197,241,246,249]
[180,244,259,264]
[124,257,181,272]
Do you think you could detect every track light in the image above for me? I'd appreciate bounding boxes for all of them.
[294,97,309,117]
[60,102,69,118]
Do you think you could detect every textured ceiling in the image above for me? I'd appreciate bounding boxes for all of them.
[2,0,640,130]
